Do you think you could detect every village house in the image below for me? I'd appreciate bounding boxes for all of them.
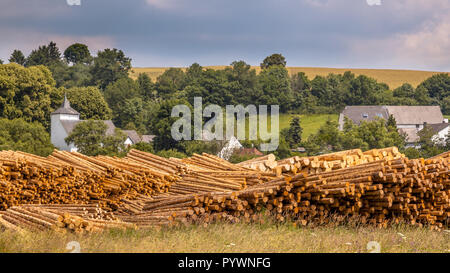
[339,106,449,146]
[50,96,155,152]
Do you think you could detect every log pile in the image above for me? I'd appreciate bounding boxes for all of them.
[0,147,448,233]
[137,149,449,230]
[239,147,405,176]
[167,153,276,195]
[0,204,135,233]
[0,150,181,210]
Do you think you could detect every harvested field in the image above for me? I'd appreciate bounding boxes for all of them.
[0,147,448,234]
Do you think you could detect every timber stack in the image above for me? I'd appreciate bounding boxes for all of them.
[0,147,448,232]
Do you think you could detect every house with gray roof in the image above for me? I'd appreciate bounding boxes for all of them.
[51,96,154,151]
[339,105,448,145]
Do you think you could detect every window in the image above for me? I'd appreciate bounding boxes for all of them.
[362,113,369,118]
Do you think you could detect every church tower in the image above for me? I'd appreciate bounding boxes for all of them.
[50,95,80,151]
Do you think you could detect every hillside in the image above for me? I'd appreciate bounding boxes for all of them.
[130,66,449,89]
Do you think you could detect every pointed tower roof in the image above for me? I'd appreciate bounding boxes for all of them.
[51,94,80,115]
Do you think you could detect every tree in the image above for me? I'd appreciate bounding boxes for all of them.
[386,114,397,128]
[0,118,54,156]
[90,48,131,89]
[418,73,450,100]
[416,125,446,158]
[155,68,186,99]
[9,50,26,65]
[26,41,62,67]
[257,65,293,112]
[224,61,259,105]
[260,54,286,69]
[137,73,156,100]
[131,142,154,153]
[64,43,92,65]
[55,86,112,120]
[104,77,140,126]
[440,96,450,115]
[152,99,192,152]
[0,63,56,130]
[286,117,302,148]
[65,120,126,156]
[393,83,415,98]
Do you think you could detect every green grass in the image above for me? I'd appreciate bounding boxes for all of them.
[0,223,448,253]
[221,114,337,140]
[279,114,338,139]
[445,115,450,120]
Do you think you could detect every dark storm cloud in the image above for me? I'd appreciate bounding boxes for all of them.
[0,0,448,70]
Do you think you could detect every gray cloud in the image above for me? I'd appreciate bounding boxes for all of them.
[0,0,448,71]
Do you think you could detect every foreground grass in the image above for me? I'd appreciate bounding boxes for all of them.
[1,222,448,253]
[131,66,448,89]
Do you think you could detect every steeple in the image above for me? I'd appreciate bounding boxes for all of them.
[51,94,80,116]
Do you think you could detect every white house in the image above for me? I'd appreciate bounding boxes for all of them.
[50,95,154,151]
[427,123,450,145]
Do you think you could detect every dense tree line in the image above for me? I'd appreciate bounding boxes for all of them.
[0,44,448,158]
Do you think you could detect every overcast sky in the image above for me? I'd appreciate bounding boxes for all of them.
[0,0,449,71]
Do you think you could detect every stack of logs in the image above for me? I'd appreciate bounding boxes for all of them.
[238,147,405,176]
[0,147,448,232]
[0,149,182,211]
[0,204,135,233]
[121,148,449,230]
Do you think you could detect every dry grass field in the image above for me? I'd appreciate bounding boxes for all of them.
[130,66,448,89]
[1,222,448,253]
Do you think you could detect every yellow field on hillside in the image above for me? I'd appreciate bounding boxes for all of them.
[130,66,448,89]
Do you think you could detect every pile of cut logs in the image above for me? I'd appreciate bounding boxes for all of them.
[122,148,449,230]
[0,204,135,233]
[0,149,181,210]
[238,147,405,176]
[0,147,448,233]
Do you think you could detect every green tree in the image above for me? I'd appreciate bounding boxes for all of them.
[90,48,132,89]
[137,73,156,100]
[64,43,92,65]
[65,120,126,156]
[9,50,26,65]
[131,142,154,153]
[104,77,142,127]
[416,125,446,158]
[386,114,397,128]
[257,65,293,112]
[441,96,450,115]
[155,68,186,99]
[418,73,450,100]
[224,61,259,105]
[286,117,302,148]
[393,83,415,98]
[55,86,112,120]
[152,99,192,152]
[0,64,56,129]
[26,41,62,67]
[260,53,286,69]
[0,118,54,156]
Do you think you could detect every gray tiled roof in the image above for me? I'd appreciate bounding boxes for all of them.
[51,95,80,115]
[424,123,449,134]
[341,106,389,125]
[123,130,141,144]
[141,135,156,143]
[60,120,116,135]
